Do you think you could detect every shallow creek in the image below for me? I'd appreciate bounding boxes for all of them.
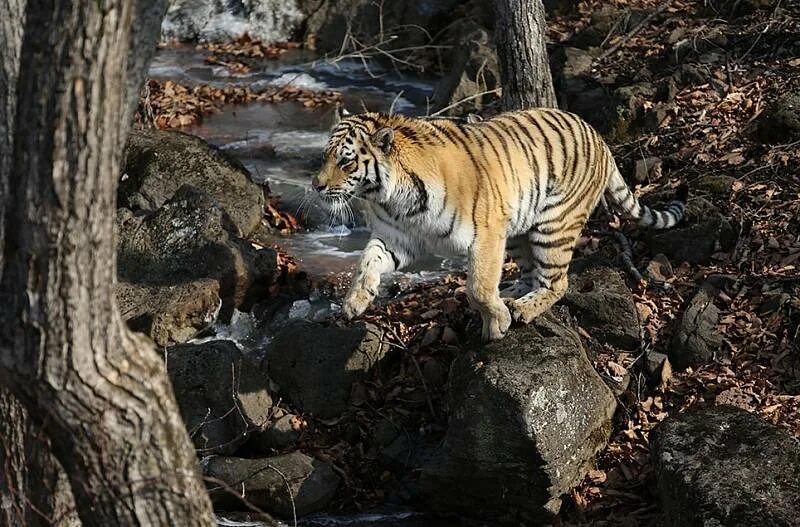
[149,47,464,527]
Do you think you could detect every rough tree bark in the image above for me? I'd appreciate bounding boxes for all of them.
[0,1,215,526]
[491,0,557,109]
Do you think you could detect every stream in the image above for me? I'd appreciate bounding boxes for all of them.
[149,46,463,278]
[149,46,464,527]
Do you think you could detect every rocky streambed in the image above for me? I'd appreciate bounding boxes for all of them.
[120,2,800,522]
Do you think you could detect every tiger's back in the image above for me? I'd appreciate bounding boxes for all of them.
[315,107,686,340]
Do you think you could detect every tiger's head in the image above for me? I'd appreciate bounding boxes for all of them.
[313,107,397,206]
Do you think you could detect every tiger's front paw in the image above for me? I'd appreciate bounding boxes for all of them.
[343,288,373,320]
[481,302,512,342]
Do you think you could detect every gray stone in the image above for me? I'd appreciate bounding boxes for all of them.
[670,284,723,370]
[117,279,220,347]
[634,156,662,182]
[117,186,278,315]
[648,199,736,265]
[161,0,304,43]
[756,93,800,145]
[432,28,500,116]
[301,0,461,55]
[250,414,302,451]
[205,452,340,517]
[421,310,616,523]
[561,266,641,350]
[267,321,391,418]
[167,341,272,454]
[695,174,737,195]
[652,405,800,527]
[643,351,669,380]
[121,129,265,237]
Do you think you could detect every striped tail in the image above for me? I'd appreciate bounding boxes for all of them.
[604,166,688,230]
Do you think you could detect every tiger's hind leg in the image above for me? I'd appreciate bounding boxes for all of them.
[500,235,534,298]
[506,224,581,324]
[468,226,512,341]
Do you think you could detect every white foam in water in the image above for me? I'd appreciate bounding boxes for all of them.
[188,309,269,352]
[318,224,352,237]
[269,130,329,158]
[258,72,329,91]
[288,299,312,319]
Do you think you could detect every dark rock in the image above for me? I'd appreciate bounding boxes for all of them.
[670,284,723,370]
[267,321,391,418]
[121,129,265,237]
[695,174,736,195]
[634,156,662,182]
[117,279,220,347]
[755,93,800,145]
[162,0,303,43]
[432,28,500,116]
[569,6,621,48]
[652,405,800,527]
[302,0,461,55]
[553,47,620,135]
[642,102,675,130]
[648,198,736,265]
[117,186,278,315]
[606,82,657,140]
[249,414,302,452]
[372,418,400,448]
[421,310,616,523]
[644,253,674,283]
[205,452,340,517]
[643,351,670,383]
[167,340,272,454]
[561,267,641,350]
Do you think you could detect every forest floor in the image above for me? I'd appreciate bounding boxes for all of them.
[142,1,799,525]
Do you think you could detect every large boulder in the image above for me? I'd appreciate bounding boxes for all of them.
[652,405,800,527]
[116,279,221,347]
[117,186,278,316]
[120,129,265,238]
[755,93,800,145]
[302,0,461,55]
[267,321,391,419]
[161,0,304,43]
[647,198,736,265]
[670,283,723,370]
[421,310,617,523]
[560,266,641,350]
[205,452,340,517]
[167,340,273,454]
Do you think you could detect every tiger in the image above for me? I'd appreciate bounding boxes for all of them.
[312,106,687,341]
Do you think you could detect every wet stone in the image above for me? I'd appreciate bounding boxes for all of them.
[670,283,723,370]
[167,340,272,454]
[267,321,392,419]
[205,452,340,518]
[561,266,641,350]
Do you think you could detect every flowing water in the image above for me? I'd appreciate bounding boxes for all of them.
[150,46,467,527]
[149,46,463,279]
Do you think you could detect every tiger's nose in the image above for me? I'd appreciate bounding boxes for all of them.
[311,176,327,192]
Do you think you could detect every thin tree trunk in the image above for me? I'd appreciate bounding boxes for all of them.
[0,1,215,525]
[492,0,557,110]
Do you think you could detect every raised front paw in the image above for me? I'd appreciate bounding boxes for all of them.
[481,302,512,342]
[342,288,373,320]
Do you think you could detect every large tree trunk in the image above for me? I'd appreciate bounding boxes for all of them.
[492,0,557,109]
[0,1,215,525]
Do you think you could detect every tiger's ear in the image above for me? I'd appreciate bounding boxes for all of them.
[332,104,350,128]
[372,127,394,154]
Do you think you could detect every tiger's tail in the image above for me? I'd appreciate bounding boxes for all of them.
[604,158,688,230]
